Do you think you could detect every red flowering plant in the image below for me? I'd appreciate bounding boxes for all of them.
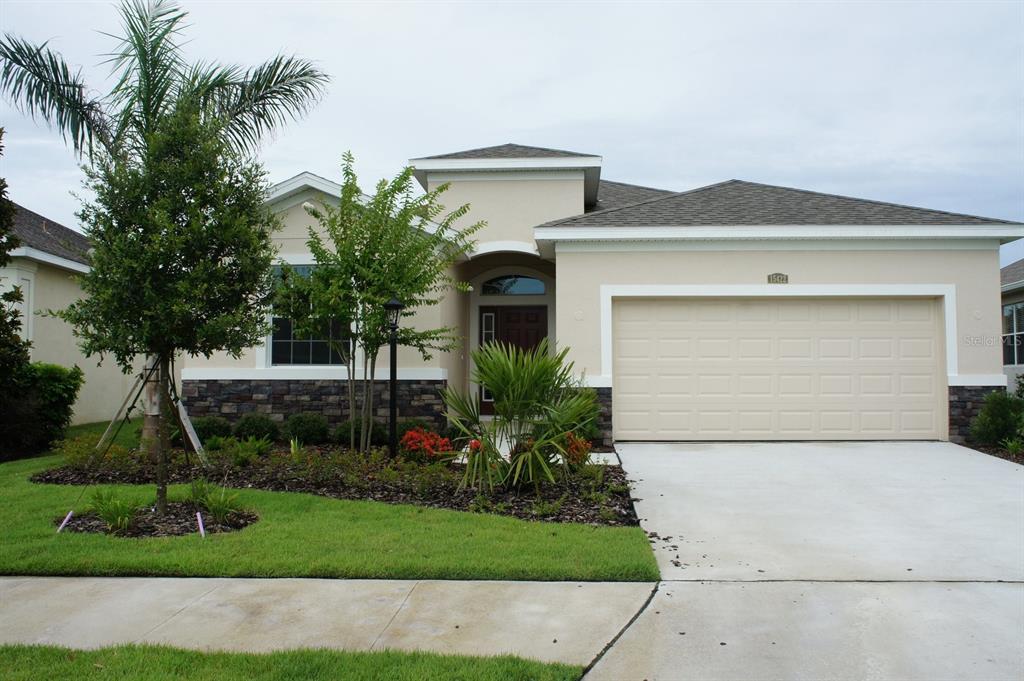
[399,427,454,464]
[562,431,593,469]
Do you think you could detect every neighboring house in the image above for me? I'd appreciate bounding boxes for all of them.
[181,143,1023,443]
[1000,259,1024,390]
[1,203,141,424]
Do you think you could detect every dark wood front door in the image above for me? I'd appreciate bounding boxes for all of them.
[479,305,547,412]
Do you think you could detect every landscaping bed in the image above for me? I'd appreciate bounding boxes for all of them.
[33,447,638,527]
[965,444,1024,466]
[56,501,259,538]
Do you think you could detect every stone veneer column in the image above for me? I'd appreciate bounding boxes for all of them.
[948,385,1004,443]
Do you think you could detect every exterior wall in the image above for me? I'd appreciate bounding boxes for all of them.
[1000,288,1024,390]
[948,385,1004,443]
[428,174,584,248]
[4,258,144,425]
[554,246,1003,441]
[182,378,447,431]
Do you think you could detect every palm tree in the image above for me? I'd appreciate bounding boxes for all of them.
[0,0,329,450]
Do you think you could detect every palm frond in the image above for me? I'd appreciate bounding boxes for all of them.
[0,34,111,156]
[104,0,187,148]
[208,55,329,154]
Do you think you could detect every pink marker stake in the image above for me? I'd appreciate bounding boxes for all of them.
[57,511,74,533]
[196,511,206,538]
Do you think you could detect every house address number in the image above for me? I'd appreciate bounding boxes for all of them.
[767,272,789,284]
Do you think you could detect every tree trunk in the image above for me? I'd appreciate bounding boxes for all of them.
[359,351,371,452]
[367,353,377,453]
[140,354,160,456]
[154,355,170,515]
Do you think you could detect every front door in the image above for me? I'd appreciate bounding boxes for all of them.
[479,305,548,413]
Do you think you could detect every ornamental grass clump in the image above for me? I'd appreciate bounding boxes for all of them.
[89,490,139,535]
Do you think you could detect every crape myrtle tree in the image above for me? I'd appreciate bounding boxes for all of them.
[0,0,328,451]
[58,106,278,513]
[276,153,483,452]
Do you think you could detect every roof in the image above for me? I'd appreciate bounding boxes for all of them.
[1002,260,1024,291]
[414,143,599,160]
[540,179,1020,228]
[11,202,90,265]
[589,180,674,213]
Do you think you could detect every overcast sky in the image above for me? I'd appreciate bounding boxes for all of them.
[2,0,1022,262]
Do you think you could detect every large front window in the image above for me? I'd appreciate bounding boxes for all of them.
[271,265,350,366]
[1003,302,1024,365]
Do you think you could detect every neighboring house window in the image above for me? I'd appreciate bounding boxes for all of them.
[481,274,545,295]
[271,265,350,366]
[1003,302,1024,365]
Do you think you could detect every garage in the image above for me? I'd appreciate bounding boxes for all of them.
[612,297,947,440]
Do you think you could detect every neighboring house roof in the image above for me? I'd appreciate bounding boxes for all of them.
[589,180,674,213]
[1002,260,1024,293]
[539,179,1020,228]
[415,143,599,160]
[11,202,90,267]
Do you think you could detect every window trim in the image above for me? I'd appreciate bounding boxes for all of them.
[1003,302,1024,366]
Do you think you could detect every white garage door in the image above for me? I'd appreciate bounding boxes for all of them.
[613,298,947,440]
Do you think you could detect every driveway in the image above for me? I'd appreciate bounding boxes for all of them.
[587,442,1024,681]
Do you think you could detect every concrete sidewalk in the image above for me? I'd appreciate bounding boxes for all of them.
[0,576,654,665]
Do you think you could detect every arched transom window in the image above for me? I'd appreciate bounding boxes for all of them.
[481,274,546,296]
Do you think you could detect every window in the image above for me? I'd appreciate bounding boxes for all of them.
[271,265,350,366]
[481,274,545,296]
[1003,302,1024,365]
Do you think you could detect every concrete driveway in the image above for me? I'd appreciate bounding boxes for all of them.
[587,442,1024,681]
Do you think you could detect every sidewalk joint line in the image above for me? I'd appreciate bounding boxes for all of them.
[580,582,659,677]
[131,582,223,644]
[370,580,419,650]
[658,578,1023,584]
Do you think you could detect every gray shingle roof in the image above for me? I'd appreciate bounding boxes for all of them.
[1002,260,1024,288]
[588,180,674,213]
[540,179,1019,228]
[417,143,598,160]
[11,202,90,265]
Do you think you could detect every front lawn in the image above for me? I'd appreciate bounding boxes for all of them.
[0,644,581,681]
[0,453,658,581]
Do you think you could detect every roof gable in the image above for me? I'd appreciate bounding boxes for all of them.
[542,179,1019,228]
[414,143,598,160]
[1002,260,1024,289]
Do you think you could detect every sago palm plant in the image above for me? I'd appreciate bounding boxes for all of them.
[443,339,599,493]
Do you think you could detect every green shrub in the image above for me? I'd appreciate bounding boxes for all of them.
[60,435,138,475]
[1001,437,1024,455]
[89,490,139,534]
[231,436,273,467]
[204,435,235,452]
[283,413,329,445]
[192,416,232,442]
[333,419,388,447]
[968,391,1024,445]
[232,414,280,442]
[0,362,84,459]
[189,478,243,524]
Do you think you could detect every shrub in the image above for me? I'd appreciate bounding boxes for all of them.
[232,414,280,442]
[190,478,243,525]
[399,427,453,463]
[1001,437,1024,455]
[562,431,593,468]
[0,362,84,459]
[61,436,138,475]
[231,436,273,467]
[89,490,138,534]
[283,413,329,445]
[192,416,232,442]
[204,435,235,452]
[968,391,1024,445]
[333,419,388,447]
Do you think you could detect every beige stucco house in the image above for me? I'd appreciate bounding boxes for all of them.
[181,143,1023,443]
[2,203,139,424]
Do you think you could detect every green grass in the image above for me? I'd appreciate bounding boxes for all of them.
[0,447,658,582]
[65,418,143,449]
[0,644,582,681]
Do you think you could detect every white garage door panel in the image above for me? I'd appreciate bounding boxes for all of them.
[613,298,946,440]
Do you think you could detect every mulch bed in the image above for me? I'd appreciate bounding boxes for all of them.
[33,452,640,527]
[56,501,259,538]
[965,444,1024,466]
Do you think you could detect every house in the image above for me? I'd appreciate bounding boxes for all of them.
[1000,259,1024,390]
[181,143,1023,443]
[1,203,139,424]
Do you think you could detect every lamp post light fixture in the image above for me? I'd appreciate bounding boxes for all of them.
[384,297,405,457]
